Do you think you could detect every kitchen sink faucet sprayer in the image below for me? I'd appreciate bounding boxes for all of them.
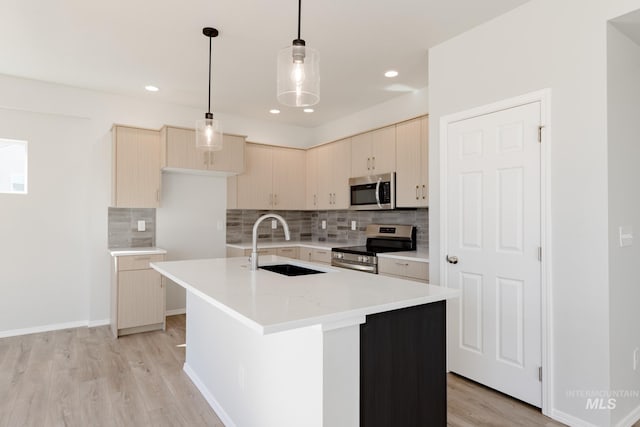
[251,214,290,270]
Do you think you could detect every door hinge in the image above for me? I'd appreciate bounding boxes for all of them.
[538,246,542,262]
[538,366,542,382]
[538,125,544,143]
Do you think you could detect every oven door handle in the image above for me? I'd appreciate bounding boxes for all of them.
[331,259,377,273]
[375,177,382,208]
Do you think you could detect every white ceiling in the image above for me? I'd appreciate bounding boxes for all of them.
[0,0,530,127]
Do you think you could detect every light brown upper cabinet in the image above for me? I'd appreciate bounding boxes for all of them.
[305,147,319,209]
[160,126,245,175]
[317,138,351,209]
[350,126,396,177]
[235,143,306,210]
[272,146,306,209]
[112,125,161,208]
[395,116,428,208]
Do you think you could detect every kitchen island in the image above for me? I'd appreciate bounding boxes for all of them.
[151,255,459,427]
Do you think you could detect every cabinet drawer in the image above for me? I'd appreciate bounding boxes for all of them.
[276,247,299,258]
[311,249,331,264]
[378,257,429,282]
[243,248,277,256]
[118,254,165,271]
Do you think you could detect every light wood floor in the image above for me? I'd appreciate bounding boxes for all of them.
[0,315,567,427]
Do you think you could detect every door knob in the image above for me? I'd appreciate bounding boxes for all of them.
[446,255,459,264]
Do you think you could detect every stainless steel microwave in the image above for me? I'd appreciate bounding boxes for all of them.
[349,172,395,210]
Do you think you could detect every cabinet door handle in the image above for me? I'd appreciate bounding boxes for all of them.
[209,152,214,166]
[367,157,370,170]
[422,184,426,199]
[134,257,151,261]
[274,194,278,206]
[203,152,208,166]
[269,193,273,206]
[314,194,317,206]
[372,156,375,170]
[415,185,420,200]
[396,262,409,267]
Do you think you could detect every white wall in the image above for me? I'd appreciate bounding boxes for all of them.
[428,0,640,425]
[0,108,91,334]
[607,23,640,426]
[156,172,228,313]
[311,87,428,146]
[0,74,311,334]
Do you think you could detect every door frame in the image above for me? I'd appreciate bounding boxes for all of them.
[438,89,552,416]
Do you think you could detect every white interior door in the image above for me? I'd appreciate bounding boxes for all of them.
[445,102,542,407]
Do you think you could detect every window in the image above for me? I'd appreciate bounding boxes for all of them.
[0,139,28,194]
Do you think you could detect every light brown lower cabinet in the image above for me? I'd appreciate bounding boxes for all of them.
[276,247,299,258]
[226,246,329,264]
[111,254,166,337]
[378,257,429,283]
[299,247,331,264]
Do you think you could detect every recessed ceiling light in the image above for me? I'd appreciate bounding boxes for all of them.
[303,108,314,113]
[384,70,399,78]
[269,109,281,114]
[145,85,159,92]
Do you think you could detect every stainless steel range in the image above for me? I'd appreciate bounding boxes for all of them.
[331,224,416,274]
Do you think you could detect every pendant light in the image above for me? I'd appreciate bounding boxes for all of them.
[277,0,319,107]
[196,27,223,151]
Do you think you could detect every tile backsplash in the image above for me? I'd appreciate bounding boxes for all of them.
[108,207,156,248]
[226,209,428,249]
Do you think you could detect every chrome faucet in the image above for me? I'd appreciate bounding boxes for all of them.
[251,213,291,270]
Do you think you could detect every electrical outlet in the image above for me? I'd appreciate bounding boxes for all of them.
[271,219,277,229]
[351,220,357,231]
[321,220,327,230]
[634,348,639,371]
[137,220,146,232]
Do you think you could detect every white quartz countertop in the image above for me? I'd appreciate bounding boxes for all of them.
[378,250,429,263]
[109,247,167,256]
[151,255,458,335]
[226,241,348,251]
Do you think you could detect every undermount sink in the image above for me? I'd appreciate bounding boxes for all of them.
[259,264,326,277]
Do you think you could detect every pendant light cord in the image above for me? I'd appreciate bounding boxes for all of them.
[207,35,212,114]
[297,0,302,39]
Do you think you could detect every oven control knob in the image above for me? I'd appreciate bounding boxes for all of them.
[335,253,343,259]
[362,256,369,263]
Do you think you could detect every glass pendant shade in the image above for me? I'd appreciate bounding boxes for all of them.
[197,27,222,152]
[277,44,320,107]
[195,115,223,151]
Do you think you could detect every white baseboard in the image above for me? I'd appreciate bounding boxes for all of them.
[166,308,186,316]
[0,320,88,339]
[550,409,600,427]
[183,363,236,427]
[616,404,640,427]
[88,319,110,328]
